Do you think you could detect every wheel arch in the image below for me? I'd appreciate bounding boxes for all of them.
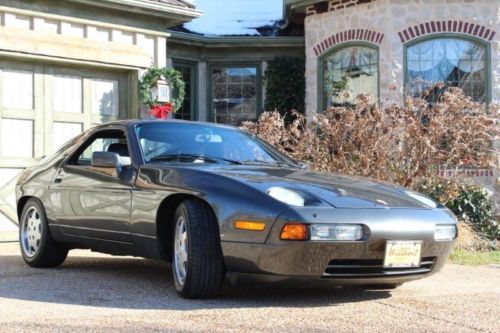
[156,193,219,262]
[17,195,35,221]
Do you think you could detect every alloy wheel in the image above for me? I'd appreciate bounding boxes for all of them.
[21,207,42,257]
[174,215,188,286]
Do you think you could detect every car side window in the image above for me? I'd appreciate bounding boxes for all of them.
[69,129,129,166]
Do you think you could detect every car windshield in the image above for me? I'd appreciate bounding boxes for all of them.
[135,122,297,166]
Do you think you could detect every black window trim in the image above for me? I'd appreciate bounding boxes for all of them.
[65,125,133,168]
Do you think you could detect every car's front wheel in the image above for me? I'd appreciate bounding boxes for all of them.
[19,198,68,267]
[172,199,225,298]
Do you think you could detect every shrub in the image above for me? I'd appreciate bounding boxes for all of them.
[264,57,305,115]
[418,178,499,240]
[243,88,498,189]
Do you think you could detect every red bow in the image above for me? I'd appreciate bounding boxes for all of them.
[151,103,173,119]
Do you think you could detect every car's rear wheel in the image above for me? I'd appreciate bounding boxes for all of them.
[172,199,225,298]
[19,198,68,267]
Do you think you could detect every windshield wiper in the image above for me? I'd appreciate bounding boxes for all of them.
[149,153,242,165]
[239,160,290,167]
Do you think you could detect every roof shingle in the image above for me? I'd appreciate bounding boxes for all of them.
[145,0,196,9]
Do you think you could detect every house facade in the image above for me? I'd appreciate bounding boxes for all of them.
[284,0,498,113]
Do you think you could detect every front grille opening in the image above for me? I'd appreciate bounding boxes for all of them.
[323,257,436,278]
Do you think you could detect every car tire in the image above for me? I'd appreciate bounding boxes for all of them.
[19,198,68,268]
[172,199,225,298]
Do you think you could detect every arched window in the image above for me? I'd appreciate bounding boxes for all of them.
[321,44,379,109]
[405,36,488,102]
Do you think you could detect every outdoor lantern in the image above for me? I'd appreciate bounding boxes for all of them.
[152,79,170,103]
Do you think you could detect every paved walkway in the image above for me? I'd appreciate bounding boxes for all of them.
[0,242,499,332]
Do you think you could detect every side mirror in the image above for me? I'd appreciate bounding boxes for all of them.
[92,151,121,168]
[91,151,131,177]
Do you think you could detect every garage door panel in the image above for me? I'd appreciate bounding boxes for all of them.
[0,69,34,110]
[52,74,83,114]
[52,122,83,152]
[0,60,130,226]
[90,78,119,117]
[0,118,34,158]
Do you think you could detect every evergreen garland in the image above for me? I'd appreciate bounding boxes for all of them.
[139,67,185,112]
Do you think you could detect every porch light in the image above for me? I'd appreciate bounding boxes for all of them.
[151,79,170,103]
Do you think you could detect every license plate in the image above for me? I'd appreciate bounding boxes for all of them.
[384,240,422,268]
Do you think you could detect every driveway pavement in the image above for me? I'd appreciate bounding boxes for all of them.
[0,242,498,333]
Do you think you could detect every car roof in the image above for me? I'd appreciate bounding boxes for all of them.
[95,119,242,131]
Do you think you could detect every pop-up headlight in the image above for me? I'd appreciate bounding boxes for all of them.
[267,187,305,207]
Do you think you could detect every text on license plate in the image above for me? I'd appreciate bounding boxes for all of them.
[384,240,422,268]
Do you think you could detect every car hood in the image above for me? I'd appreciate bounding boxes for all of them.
[212,166,433,209]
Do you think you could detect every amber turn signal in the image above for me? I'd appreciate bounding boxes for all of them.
[280,223,308,240]
[234,221,266,231]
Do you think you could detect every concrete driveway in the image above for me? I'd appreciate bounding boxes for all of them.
[0,242,498,333]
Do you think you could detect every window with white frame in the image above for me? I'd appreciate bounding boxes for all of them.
[406,36,488,102]
[322,45,379,109]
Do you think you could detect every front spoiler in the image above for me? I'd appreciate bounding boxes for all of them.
[222,241,454,285]
[228,270,431,288]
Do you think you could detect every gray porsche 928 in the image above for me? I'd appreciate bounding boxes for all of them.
[16,120,458,298]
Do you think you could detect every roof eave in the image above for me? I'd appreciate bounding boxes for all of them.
[67,0,202,21]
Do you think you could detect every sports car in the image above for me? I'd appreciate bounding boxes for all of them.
[15,120,458,298]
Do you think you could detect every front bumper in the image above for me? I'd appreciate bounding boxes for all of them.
[222,240,453,283]
[221,207,457,285]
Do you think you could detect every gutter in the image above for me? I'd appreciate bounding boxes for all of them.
[168,31,305,48]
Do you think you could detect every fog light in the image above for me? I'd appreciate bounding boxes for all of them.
[434,224,457,241]
[310,224,363,241]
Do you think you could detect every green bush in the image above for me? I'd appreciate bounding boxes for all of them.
[418,178,499,240]
[264,57,305,115]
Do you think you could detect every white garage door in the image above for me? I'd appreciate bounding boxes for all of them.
[0,59,130,228]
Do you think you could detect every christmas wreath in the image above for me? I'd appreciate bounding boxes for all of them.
[139,67,185,119]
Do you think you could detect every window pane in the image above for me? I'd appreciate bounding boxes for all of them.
[212,66,258,126]
[322,46,379,108]
[53,75,82,113]
[52,122,83,153]
[0,119,33,158]
[91,79,119,117]
[406,37,487,102]
[1,70,33,109]
[76,133,126,166]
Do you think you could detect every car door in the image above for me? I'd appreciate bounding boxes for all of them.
[49,127,135,242]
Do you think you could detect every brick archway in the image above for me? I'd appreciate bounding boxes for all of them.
[313,29,384,56]
[398,20,495,44]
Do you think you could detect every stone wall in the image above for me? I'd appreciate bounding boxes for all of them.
[304,0,499,114]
